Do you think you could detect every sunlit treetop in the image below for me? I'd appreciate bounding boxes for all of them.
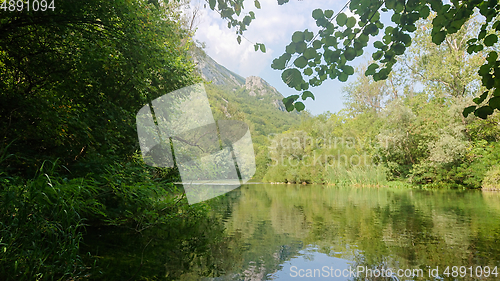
[201,0,500,119]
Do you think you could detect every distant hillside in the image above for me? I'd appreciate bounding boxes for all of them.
[191,46,245,89]
[190,46,307,179]
[191,46,288,113]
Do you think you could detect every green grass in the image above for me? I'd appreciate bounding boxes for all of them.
[325,165,389,186]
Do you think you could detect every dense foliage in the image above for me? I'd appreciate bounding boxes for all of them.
[263,18,500,188]
[0,0,197,176]
[0,1,236,280]
[1,0,499,279]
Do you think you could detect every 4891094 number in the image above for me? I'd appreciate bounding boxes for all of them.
[1,0,55,12]
[443,266,498,278]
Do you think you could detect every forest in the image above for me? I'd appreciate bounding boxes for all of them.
[0,0,499,280]
[263,18,500,189]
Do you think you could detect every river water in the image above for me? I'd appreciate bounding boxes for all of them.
[204,184,500,281]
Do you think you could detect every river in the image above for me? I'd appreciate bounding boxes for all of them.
[203,183,500,280]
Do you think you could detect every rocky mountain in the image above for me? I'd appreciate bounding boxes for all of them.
[191,46,245,89]
[244,76,287,111]
[191,46,287,112]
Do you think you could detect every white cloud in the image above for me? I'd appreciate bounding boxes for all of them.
[190,0,369,115]
[193,0,347,77]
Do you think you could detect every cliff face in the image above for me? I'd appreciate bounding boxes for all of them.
[191,46,245,89]
[191,47,286,112]
[245,76,278,96]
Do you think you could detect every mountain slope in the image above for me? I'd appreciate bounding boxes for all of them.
[191,46,245,89]
[190,46,306,179]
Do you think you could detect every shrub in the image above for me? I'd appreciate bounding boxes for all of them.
[482,166,500,191]
[0,167,100,280]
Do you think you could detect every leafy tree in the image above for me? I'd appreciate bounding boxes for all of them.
[204,0,500,118]
[342,64,390,116]
[0,0,197,175]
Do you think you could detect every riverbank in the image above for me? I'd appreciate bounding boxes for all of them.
[0,158,221,280]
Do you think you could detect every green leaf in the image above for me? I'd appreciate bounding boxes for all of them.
[336,13,347,26]
[462,105,476,118]
[271,58,285,70]
[313,40,323,49]
[406,24,417,32]
[294,56,308,68]
[209,0,216,10]
[432,30,446,45]
[479,64,491,76]
[473,91,489,105]
[495,88,500,97]
[295,42,307,53]
[467,44,476,54]
[400,33,412,46]
[420,5,430,19]
[283,96,295,111]
[283,95,299,111]
[243,16,252,25]
[394,1,404,13]
[304,68,313,76]
[391,13,401,24]
[282,68,303,88]
[393,43,405,55]
[474,106,494,119]
[370,11,380,22]
[358,34,369,44]
[344,47,356,61]
[302,91,315,100]
[338,72,348,82]
[484,34,498,47]
[285,43,296,54]
[365,63,379,75]
[372,50,383,60]
[374,41,385,49]
[235,3,241,15]
[292,31,304,43]
[303,48,317,59]
[324,10,334,18]
[294,101,306,111]
[260,44,266,53]
[478,30,487,40]
[489,96,500,110]
[304,30,314,42]
[385,0,396,9]
[312,9,323,20]
[342,65,354,75]
[363,23,378,35]
[254,0,261,9]
[237,35,242,44]
[346,17,356,28]
[487,52,498,64]
[483,73,495,89]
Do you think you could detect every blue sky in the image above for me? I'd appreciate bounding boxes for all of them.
[191,0,382,115]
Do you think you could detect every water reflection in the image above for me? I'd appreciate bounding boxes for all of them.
[205,184,500,281]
